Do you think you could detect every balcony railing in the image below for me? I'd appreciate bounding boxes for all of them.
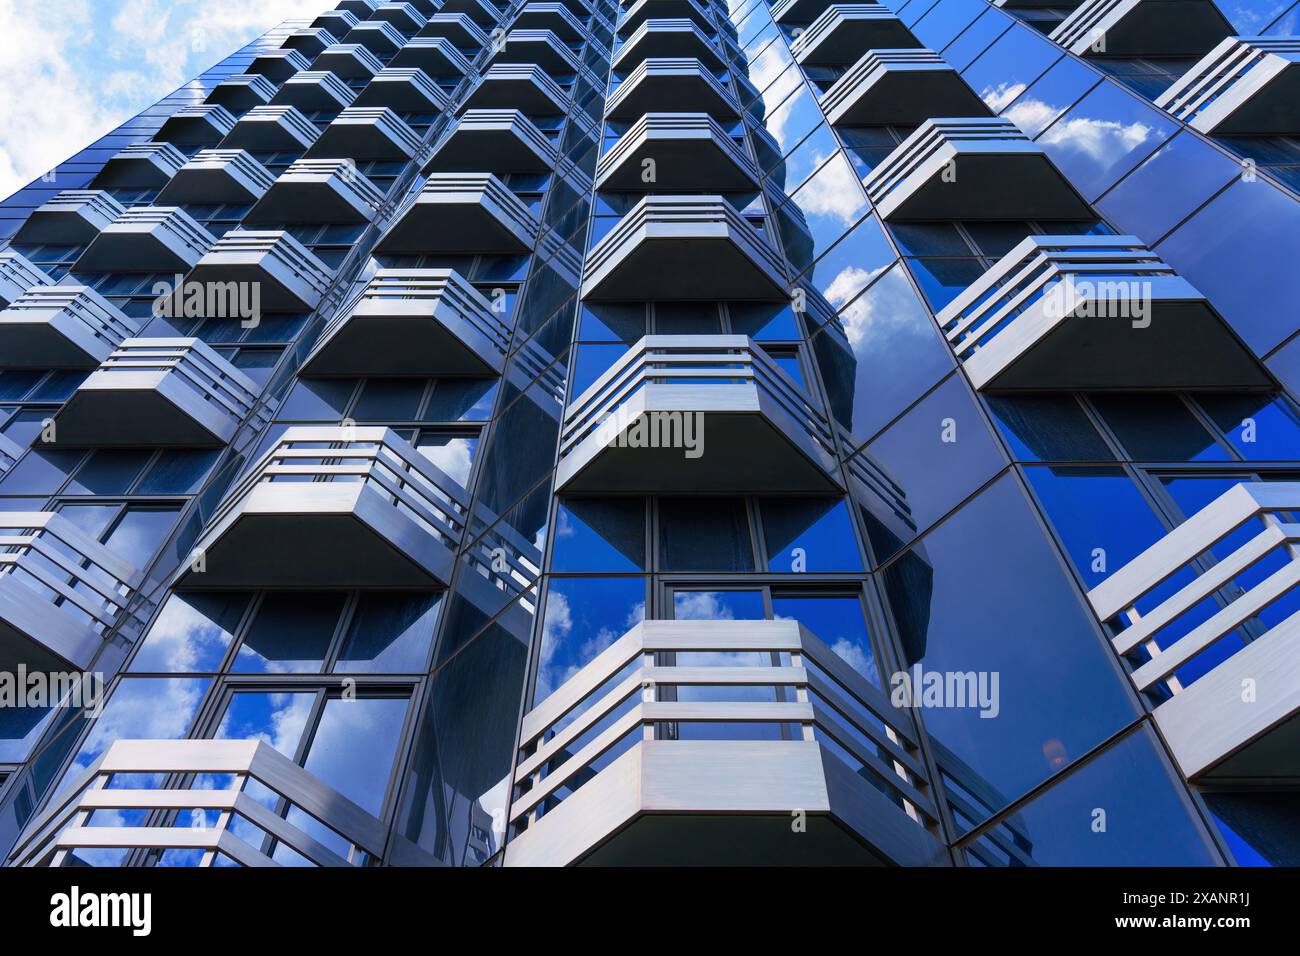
[376,172,541,254]
[581,195,788,300]
[439,0,504,27]
[272,70,358,112]
[419,12,491,49]
[612,18,723,70]
[505,619,944,866]
[595,112,758,190]
[186,229,334,311]
[461,63,572,114]
[490,29,583,75]
[372,1,429,32]
[74,207,215,274]
[1155,36,1300,135]
[1050,0,1232,57]
[821,48,989,126]
[308,107,423,160]
[425,109,560,174]
[248,48,312,82]
[619,0,712,35]
[13,190,124,246]
[605,57,740,120]
[390,36,474,77]
[53,337,266,447]
[249,158,386,224]
[314,9,361,36]
[937,235,1271,391]
[9,740,391,868]
[0,511,144,671]
[344,20,408,57]
[281,26,340,58]
[520,2,592,40]
[183,426,469,588]
[1088,482,1300,781]
[156,149,277,205]
[154,104,237,146]
[311,42,386,80]
[92,142,186,189]
[222,105,321,152]
[862,117,1091,221]
[207,73,278,113]
[356,67,452,112]
[557,335,841,493]
[0,284,140,370]
[303,268,512,376]
[0,251,54,307]
[790,5,916,66]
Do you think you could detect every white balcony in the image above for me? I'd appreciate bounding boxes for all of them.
[271,70,358,112]
[74,207,214,274]
[505,620,944,866]
[181,426,469,589]
[862,117,1091,221]
[490,30,583,76]
[376,172,541,254]
[343,19,409,56]
[155,149,277,205]
[939,235,1271,391]
[0,285,140,370]
[303,268,511,376]
[248,158,386,224]
[518,3,591,41]
[53,337,265,448]
[460,64,572,115]
[581,196,787,300]
[10,739,393,868]
[791,5,917,66]
[425,110,560,174]
[355,67,452,111]
[439,0,504,27]
[821,49,990,126]
[1155,36,1300,134]
[605,58,740,121]
[389,36,474,78]
[613,19,723,71]
[372,1,429,33]
[222,105,321,152]
[1089,482,1300,782]
[311,42,386,80]
[154,104,238,146]
[1051,0,1232,56]
[418,12,491,49]
[281,26,340,58]
[557,335,840,493]
[0,251,53,308]
[248,48,313,82]
[11,190,124,246]
[206,73,278,113]
[92,142,186,190]
[596,113,758,190]
[0,512,143,672]
[186,229,334,312]
[307,107,423,160]
[619,0,712,35]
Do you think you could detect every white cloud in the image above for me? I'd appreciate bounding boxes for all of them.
[0,0,322,199]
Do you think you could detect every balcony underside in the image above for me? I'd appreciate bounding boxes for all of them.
[796,20,918,66]
[304,306,505,377]
[182,483,455,589]
[596,129,758,190]
[426,125,554,173]
[0,594,104,673]
[582,238,786,300]
[53,374,241,447]
[1066,2,1232,56]
[825,65,989,126]
[378,204,534,254]
[606,71,739,121]
[504,741,945,867]
[876,151,1092,220]
[247,180,376,225]
[1154,611,1300,782]
[964,284,1273,391]
[461,78,565,114]
[557,384,841,493]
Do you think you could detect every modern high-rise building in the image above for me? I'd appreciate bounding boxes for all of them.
[0,0,1296,869]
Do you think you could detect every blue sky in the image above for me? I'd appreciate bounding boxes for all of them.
[0,0,325,199]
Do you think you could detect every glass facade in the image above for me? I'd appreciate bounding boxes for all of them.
[0,0,1296,868]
